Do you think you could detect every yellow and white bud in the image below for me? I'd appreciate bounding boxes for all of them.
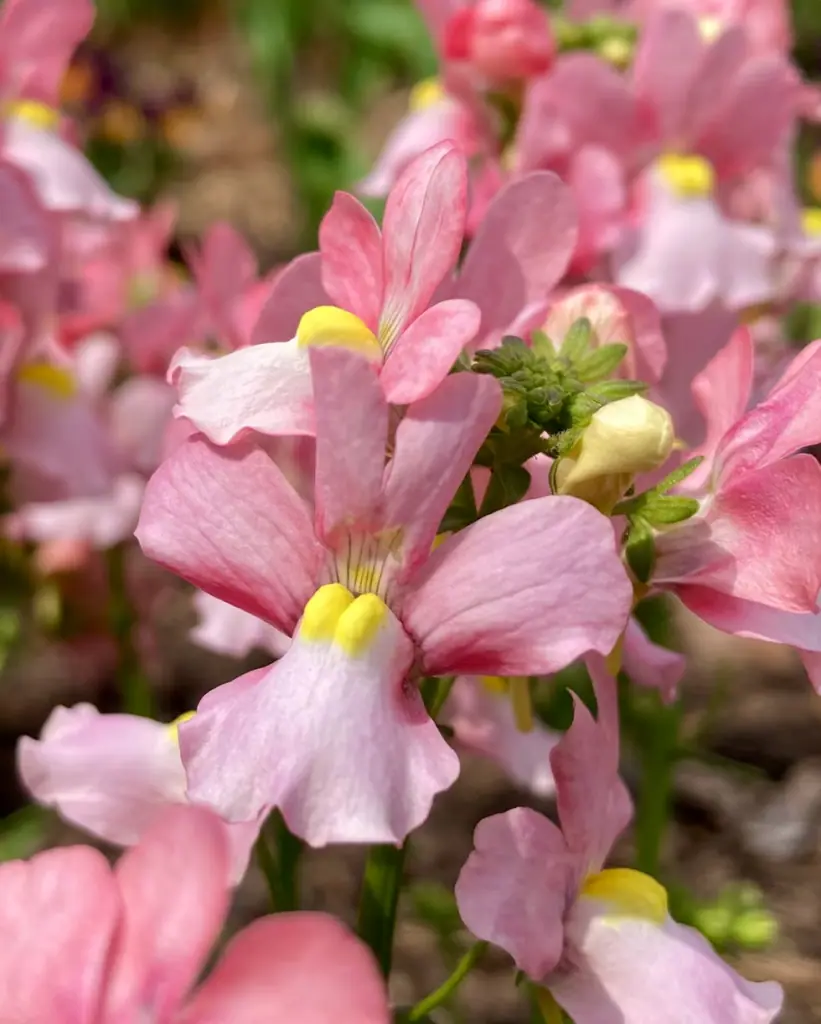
[556,395,674,512]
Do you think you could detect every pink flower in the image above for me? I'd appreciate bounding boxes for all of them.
[0,804,390,1022]
[443,0,555,86]
[172,141,577,445]
[455,661,782,1023]
[631,0,792,58]
[17,703,262,884]
[653,331,821,682]
[191,590,291,659]
[138,348,632,845]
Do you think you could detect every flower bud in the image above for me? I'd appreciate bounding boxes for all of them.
[444,0,555,86]
[556,395,674,510]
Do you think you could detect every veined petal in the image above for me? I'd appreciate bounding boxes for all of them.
[404,497,632,677]
[551,897,782,1024]
[380,141,467,344]
[319,192,383,331]
[0,844,120,1022]
[170,340,315,444]
[137,437,323,637]
[380,299,481,404]
[455,807,572,980]
[310,346,388,543]
[383,371,501,575]
[104,806,230,1022]
[181,913,389,1024]
[180,586,459,845]
[454,172,577,348]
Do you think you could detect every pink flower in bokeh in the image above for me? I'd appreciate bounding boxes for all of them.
[191,590,290,659]
[18,703,262,884]
[138,348,632,845]
[631,0,792,57]
[455,661,782,1023]
[0,804,390,1022]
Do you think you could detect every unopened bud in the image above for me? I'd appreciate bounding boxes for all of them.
[444,0,555,86]
[556,396,674,511]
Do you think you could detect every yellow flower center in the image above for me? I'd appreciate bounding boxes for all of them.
[4,99,60,130]
[657,153,715,199]
[409,77,446,112]
[17,362,76,399]
[167,710,196,743]
[581,867,668,925]
[802,207,821,238]
[300,583,389,656]
[296,306,382,361]
[698,15,724,42]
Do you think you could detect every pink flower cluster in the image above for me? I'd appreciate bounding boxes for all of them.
[0,0,817,1018]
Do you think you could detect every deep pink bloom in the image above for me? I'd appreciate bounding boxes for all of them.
[631,0,792,57]
[654,332,821,678]
[455,661,782,1023]
[443,0,555,86]
[18,703,262,884]
[138,348,631,844]
[172,142,576,445]
[0,804,390,1022]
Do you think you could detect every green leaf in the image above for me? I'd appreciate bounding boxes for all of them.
[653,455,705,493]
[0,806,48,862]
[574,343,628,383]
[585,378,647,404]
[558,316,593,362]
[478,464,532,516]
[642,495,701,525]
[625,515,656,583]
[531,329,556,360]
[439,473,478,533]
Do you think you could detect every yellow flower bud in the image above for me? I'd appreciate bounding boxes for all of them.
[556,396,674,512]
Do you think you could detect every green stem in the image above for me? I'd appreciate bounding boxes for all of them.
[424,675,455,719]
[356,841,408,977]
[635,696,682,877]
[106,544,153,717]
[255,810,303,912]
[408,941,487,1020]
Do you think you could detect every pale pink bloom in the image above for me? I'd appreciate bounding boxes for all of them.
[630,0,792,58]
[0,804,390,1023]
[455,661,782,1023]
[654,331,821,630]
[616,169,777,314]
[138,348,632,845]
[621,616,687,702]
[442,0,555,87]
[173,142,577,444]
[445,676,559,796]
[191,590,291,659]
[18,703,261,884]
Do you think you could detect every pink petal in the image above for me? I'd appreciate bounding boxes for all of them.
[383,370,500,574]
[455,807,571,980]
[136,436,323,636]
[631,8,703,144]
[454,172,577,348]
[109,376,176,474]
[310,346,388,543]
[552,899,782,1024]
[193,222,259,350]
[182,913,390,1024]
[0,0,93,107]
[445,677,558,796]
[17,704,186,847]
[120,288,204,376]
[684,327,754,493]
[717,340,821,481]
[681,27,749,146]
[380,141,467,342]
[413,0,459,45]
[180,605,459,845]
[319,192,383,331]
[0,844,119,1021]
[0,159,54,276]
[380,299,481,404]
[191,590,290,659]
[621,617,686,702]
[551,659,632,881]
[251,253,330,345]
[169,341,315,444]
[104,805,230,1021]
[3,118,136,221]
[404,497,632,676]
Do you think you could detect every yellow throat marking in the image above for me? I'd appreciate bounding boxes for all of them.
[296,306,382,360]
[300,583,389,656]
[409,77,446,112]
[657,153,715,199]
[582,867,668,925]
[18,363,76,399]
[167,711,196,743]
[5,100,60,130]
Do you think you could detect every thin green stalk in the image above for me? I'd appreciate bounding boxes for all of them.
[634,696,682,877]
[356,841,408,977]
[408,941,487,1020]
[106,544,153,717]
[425,675,455,719]
[255,810,303,912]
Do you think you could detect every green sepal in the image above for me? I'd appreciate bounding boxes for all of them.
[625,515,656,583]
[574,342,628,383]
[558,316,593,362]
